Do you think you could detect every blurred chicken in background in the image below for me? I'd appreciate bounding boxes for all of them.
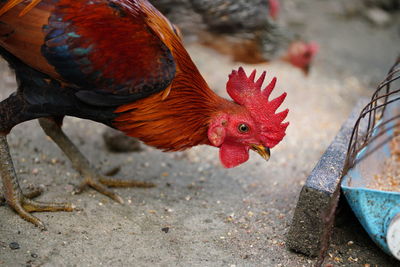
[152,0,319,75]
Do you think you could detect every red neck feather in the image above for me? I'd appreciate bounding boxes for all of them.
[113,70,231,151]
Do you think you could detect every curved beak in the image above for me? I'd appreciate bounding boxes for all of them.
[251,144,271,161]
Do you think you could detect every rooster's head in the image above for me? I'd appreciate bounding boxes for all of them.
[208,67,289,168]
[284,41,319,75]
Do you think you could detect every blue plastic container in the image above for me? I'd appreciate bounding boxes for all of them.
[341,104,400,259]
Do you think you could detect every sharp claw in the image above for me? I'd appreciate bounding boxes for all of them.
[113,195,124,204]
[37,221,47,231]
[30,217,46,230]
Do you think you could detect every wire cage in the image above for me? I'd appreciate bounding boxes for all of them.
[344,56,400,173]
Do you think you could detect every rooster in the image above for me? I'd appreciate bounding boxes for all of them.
[0,0,288,229]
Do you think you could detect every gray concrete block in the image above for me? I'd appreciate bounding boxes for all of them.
[287,98,369,257]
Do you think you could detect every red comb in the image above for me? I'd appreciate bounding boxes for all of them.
[227,67,289,148]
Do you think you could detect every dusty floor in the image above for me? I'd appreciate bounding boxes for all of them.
[1,1,400,267]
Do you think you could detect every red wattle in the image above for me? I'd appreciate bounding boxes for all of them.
[219,143,249,168]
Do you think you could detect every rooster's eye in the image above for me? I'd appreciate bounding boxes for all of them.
[238,124,249,133]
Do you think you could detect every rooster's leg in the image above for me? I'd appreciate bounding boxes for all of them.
[38,118,154,204]
[0,134,74,229]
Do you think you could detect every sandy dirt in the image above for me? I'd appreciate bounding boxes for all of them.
[368,128,400,192]
[1,1,400,266]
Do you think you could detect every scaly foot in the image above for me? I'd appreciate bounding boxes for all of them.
[74,172,154,204]
[6,192,74,230]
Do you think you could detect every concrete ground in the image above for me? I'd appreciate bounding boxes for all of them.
[0,1,399,266]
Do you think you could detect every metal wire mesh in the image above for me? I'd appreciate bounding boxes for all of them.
[344,56,400,173]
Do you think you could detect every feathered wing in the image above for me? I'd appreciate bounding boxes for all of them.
[0,0,176,106]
